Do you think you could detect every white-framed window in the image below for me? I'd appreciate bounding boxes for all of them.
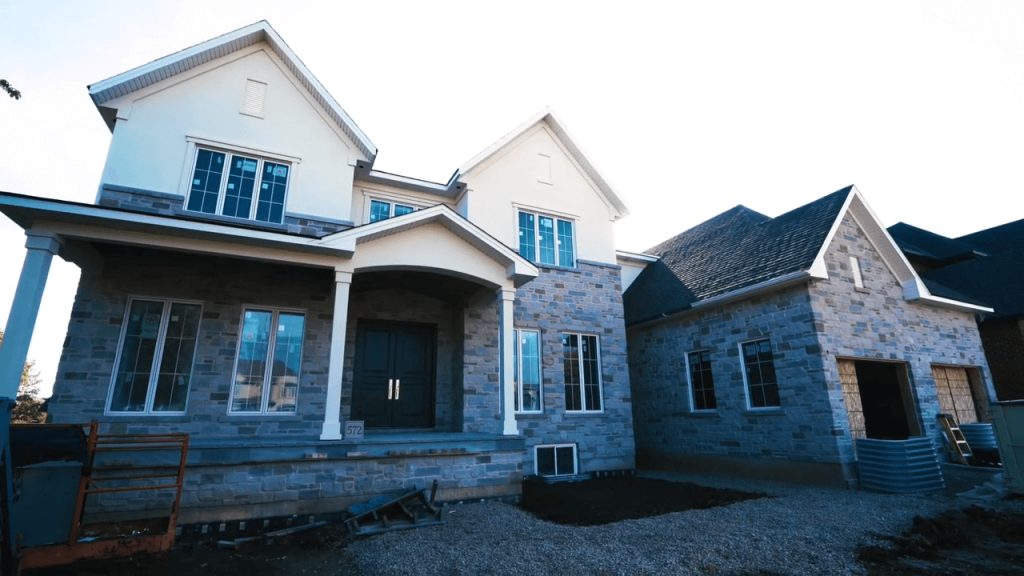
[107,298,202,414]
[562,333,602,412]
[535,444,577,476]
[686,350,717,411]
[229,307,305,414]
[368,198,418,223]
[514,329,542,413]
[740,338,781,408]
[186,147,291,224]
[517,209,576,267]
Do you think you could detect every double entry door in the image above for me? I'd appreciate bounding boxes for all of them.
[351,321,436,429]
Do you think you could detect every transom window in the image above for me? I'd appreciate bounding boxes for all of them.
[518,210,575,267]
[187,148,290,224]
[229,308,305,414]
[369,198,417,223]
[514,329,542,413]
[108,298,202,414]
[687,350,717,411]
[741,339,781,408]
[562,333,602,412]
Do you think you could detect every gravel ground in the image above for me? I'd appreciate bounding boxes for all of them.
[344,469,1008,576]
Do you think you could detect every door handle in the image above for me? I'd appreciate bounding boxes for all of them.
[387,379,393,400]
[395,379,400,400]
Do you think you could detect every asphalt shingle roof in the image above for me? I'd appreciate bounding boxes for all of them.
[887,222,978,264]
[624,186,852,325]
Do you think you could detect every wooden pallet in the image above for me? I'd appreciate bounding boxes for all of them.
[344,481,444,537]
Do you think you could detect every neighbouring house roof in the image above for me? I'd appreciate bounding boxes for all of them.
[887,222,980,265]
[889,218,1024,319]
[87,20,377,162]
[624,186,991,326]
[458,108,630,219]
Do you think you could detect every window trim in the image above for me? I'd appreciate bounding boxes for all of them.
[361,190,430,224]
[562,332,604,413]
[685,349,717,412]
[514,328,543,414]
[850,256,865,289]
[739,338,782,410]
[515,206,578,268]
[180,139,296,225]
[227,305,306,416]
[534,444,578,477]
[105,296,203,416]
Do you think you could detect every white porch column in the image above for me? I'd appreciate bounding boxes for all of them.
[498,288,518,436]
[0,233,61,398]
[320,269,352,440]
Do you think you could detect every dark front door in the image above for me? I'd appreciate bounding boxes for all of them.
[351,321,436,429]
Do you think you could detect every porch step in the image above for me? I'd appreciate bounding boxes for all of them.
[343,480,445,537]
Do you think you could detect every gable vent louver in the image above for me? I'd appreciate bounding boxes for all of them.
[241,79,267,117]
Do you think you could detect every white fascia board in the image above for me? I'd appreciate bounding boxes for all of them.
[807,186,856,279]
[910,294,994,314]
[317,204,538,281]
[459,108,630,219]
[691,270,813,311]
[87,21,376,161]
[0,193,348,257]
[355,165,461,197]
[615,250,659,263]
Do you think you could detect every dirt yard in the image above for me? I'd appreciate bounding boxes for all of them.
[22,475,1024,575]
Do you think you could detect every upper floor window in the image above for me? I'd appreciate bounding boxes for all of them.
[518,209,575,267]
[687,350,717,411]
[108,298,202,414]
[369,198,418,223]
[186,148,290,224]
[741,338,781,408]
[562,333,602,412]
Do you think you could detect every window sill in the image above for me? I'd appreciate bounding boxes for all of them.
[743,408,785,416]
[686,410,721,418]
[534,263,579,273]
[564,410,604,416]
[225,413,303,420]
[103,413,190,421]
[515,412,546,419]
[172,207,291,233]
[854,287,871,294]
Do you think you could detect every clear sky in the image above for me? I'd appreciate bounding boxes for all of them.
[1,0,1022,396]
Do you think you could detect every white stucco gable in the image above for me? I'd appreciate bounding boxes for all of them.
[89,20,375,161]
[456,110,628,265]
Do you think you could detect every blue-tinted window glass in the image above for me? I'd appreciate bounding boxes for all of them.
[515,330,541,412]
[556,219,575,267]
[268,312,304,413]
[538,215,556,265]
[518,212,536,260]
[393,204,415,217]
[255,162,288,223]
[152,303,201,412]
[110,300,164,412]
[232,310,272,413]
[222,155,258,218]
[742,339,780,408]
[187,149,225,214]
[370,200,391,223]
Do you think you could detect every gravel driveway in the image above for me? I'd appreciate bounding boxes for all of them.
[344,469,1004,576]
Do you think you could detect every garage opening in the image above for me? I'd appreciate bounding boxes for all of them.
[839,359,922,440]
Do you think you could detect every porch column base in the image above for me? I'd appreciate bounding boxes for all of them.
[321,270,352,441]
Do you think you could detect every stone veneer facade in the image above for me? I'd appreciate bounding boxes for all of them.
[49,241,635,520]
[513,261,637,474]
[628,212,993,484]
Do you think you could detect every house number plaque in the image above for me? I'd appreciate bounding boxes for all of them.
[345,420,365,440]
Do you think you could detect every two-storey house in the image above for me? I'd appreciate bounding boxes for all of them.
[0,21,635,523]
